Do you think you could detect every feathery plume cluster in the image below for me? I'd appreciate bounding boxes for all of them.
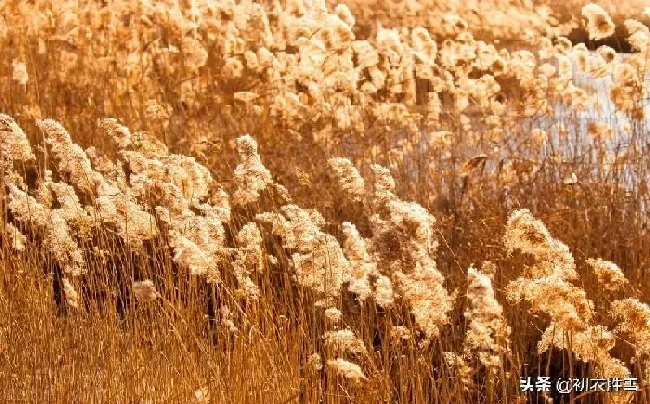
[46,211,88,276]
[324,307,342,323]
[581,4,615,40]
[394,252,450,339]
[62,278,80,309]
[232,222,264,300]
[363,164,451,338]
[327,358,366,381]
[7,184,50,228]
[257,204,349,302]
[38,119,102,197]
[49,182,95,238]
[505,210,630,381]
[132,280,158,303]
[0,114,35,186]
[442,352,472,389]
[167,227,220,283]
[368,164,397,210]
[0,0,643,164]
[374,273,396,307]
[611,298,650,382]
[327,158,365,202]
[232,135,273,206]
[109,130,226,260]
[536,323,631,404]
[464,266,510,370]
[0,115,35,165]
[610,297,650,395]
[165,154,214,204]
[586,258,629,292]
[625,19,650,52]
[610,62,646,121]
[98,118,132,150]
[104,197,159,250]
[503,209,576,280]
[504,210,591,333]
[8,184,86,276]
[324,328,367,355]
[341,222,381,303]
[387,200,450,339]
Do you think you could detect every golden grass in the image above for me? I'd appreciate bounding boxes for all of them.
[2,0,650,403]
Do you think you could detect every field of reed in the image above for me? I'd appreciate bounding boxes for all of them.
[3,0,650,403]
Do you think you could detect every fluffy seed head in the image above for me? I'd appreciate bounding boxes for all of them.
[587,258,628,292]
[133,280,158,303]
[582,4,615,40]
[327,358,366,381]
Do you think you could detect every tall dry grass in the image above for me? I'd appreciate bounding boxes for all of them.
[2,0,650,403]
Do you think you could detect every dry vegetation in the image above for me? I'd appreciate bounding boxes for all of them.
[2,0,650,403]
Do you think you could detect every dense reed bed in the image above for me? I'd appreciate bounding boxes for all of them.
[2,0,650,403]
